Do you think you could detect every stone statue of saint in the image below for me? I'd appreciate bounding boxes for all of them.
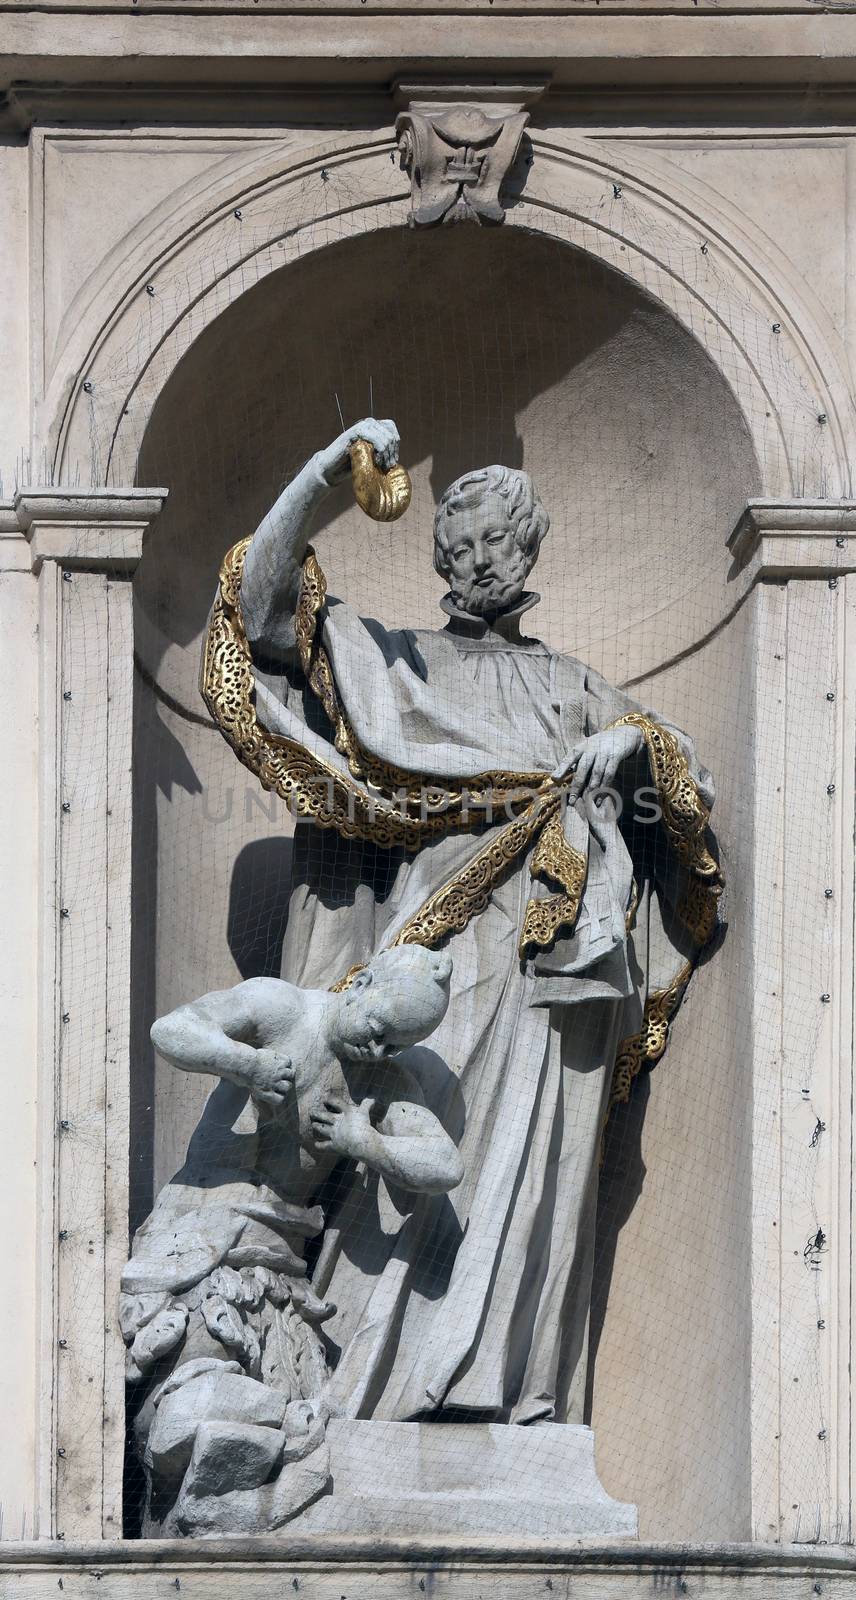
[201,416,721,1429]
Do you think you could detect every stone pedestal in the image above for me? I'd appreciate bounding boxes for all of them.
[298,1420,637,1538]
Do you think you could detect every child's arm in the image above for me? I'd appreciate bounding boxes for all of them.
[309,1095,463,1195]
[151,978,297,1109]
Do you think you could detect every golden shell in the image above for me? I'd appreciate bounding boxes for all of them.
[349,438,412,522]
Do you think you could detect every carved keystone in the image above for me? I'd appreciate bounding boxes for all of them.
[393,81,547,226]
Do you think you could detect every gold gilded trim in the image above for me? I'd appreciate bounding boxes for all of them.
[330,794,581,984]
[298,553,584,959]
[392,794,562,954]
[677,871,720,949]
[201,539,542,850]
[329,963,367,995]
[330,794,573,984]
[518,808,587,960]
[204,539,723,1115]
[611,711,719,880]
[202,541,427,850]
[350,439,413,523]
[611,710,722,945]
[608,961,693,1120]
[531,806,587,897]
[293,548,541,815]
[519,892,578,959]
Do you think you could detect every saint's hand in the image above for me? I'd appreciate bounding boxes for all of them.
[552,726,645,801]
[310,1095,376,1160]
[241,1047,295,1109]
[317,417,400,488]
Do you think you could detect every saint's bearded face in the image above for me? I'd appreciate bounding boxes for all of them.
[436,492,535,617]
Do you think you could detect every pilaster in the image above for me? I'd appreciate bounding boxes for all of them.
[731,500,856,1544]
[12,488,166,1540]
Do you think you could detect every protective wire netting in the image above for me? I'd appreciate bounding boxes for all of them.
[52,154,839,1546]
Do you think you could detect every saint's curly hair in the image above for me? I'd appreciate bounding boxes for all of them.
[432,466,550,580]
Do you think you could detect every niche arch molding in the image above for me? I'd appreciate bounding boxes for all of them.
[40,128,853,501]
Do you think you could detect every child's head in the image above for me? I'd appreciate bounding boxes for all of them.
[335,945,452,1062]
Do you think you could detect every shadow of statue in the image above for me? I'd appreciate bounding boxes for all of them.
[585,1074,650,1424]
[227,836,294,979]
[585,904,727,1425]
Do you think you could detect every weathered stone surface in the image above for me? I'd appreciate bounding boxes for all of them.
[395,103,529,225]
[145,1370,286,1485]
[175,1450,332,1537]
[183,1420,285,1499]
[126,945,460,1534]
[298,1420,637,1538]
[1,1539,855,1600]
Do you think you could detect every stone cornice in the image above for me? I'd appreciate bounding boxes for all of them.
[393,78,550,116]
[6,77,856,135]
[0,0,836,12]
[12,487,167,573]
[3,6,856,134]
[729,497,856,580]
[0,82,395,133]
[0,1534,853,1585]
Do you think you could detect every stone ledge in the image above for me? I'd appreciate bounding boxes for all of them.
[728,497,856,581]
[1,1538,854,1598]
[6,80,856,132]
[4,6,856,106]
[12,488,168,573]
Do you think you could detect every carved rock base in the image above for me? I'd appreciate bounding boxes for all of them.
[297,1420,637,1538]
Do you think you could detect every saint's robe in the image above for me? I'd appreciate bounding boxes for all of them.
[207,554,717,1425]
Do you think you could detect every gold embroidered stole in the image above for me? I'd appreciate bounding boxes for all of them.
[201,540,722,1109]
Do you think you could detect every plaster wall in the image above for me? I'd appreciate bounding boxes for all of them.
[623,139,851,353]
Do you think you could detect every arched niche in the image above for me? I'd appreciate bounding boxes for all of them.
[129,216,761,1544]
[44,129,852,512]
[134,221,761,699]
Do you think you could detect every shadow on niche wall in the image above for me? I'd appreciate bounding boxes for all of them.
[133,223,639,688]
[130,819,295,1234]
[587,1075,650,1425]
[227,837,294,978]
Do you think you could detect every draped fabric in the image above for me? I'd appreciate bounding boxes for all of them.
[215,570,716,1423]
